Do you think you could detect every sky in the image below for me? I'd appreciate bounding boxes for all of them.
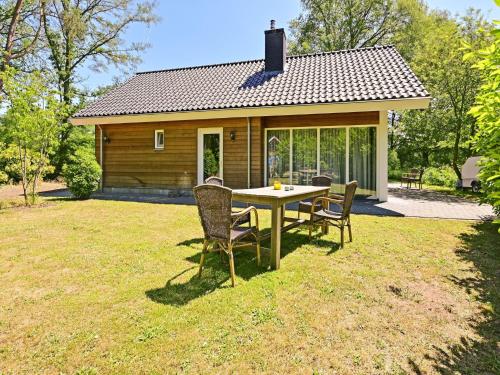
[82,0,500,91]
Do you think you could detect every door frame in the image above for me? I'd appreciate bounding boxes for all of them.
[197,127,224,185]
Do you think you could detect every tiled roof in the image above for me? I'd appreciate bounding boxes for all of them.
[74,45,429,118]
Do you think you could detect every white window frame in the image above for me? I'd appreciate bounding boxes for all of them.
[154,129,165,150]
[264,124,378,197]
[197,128,224,185]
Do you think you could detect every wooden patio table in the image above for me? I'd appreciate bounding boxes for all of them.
[232,185,330,270]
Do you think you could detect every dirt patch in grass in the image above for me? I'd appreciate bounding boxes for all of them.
[0,181,66,200]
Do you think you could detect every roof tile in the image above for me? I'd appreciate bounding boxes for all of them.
[74,45,429,118]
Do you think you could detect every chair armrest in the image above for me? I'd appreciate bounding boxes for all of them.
[231,206,259,230]
[329,193,344,200]
[311,196,343,214]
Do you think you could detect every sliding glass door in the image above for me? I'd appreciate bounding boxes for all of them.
[320,128,346,194]
[292,129,317,185]
[349,127,376,196]
[267,130,290,184]
[266,126,377,197]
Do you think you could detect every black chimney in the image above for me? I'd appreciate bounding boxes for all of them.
[265,20,286,72]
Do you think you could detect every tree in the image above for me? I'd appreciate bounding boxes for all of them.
[410,9,491,179]
[288,0,421,54]
[0,0,45,81]
[396,99,452,168]
[0,68,62,205]
[466,20,500,219]
[41,0,158,174]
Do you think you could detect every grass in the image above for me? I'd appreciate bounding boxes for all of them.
[0,198,498,374]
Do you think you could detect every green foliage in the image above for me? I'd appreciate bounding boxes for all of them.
[0,68,61,205]
[0,170,8,185]
[422,166,457,188]
[388,149,401,172]
[39,1,158,176]
[388,9,492,178]
[388,149,402,180]
[465,20,500,219]
[288,0,419,54]
[203,149,219,178]
[62,150,102,200]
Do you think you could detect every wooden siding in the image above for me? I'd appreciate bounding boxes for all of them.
[96,118,250,189]
[263,111,379,128]
[95,111,379,190]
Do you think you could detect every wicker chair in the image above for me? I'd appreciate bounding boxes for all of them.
[308,181,358,248]
[297,175,333,219]
[205,177,251,226]
[205,176,224,186]
[193,184,261,287]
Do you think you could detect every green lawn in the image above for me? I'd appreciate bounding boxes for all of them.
[0,198,498,374]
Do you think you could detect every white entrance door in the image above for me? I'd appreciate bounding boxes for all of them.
[197,128,223,185]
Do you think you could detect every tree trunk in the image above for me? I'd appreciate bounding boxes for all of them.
[422,149,429,168]
[452,124,462,180]
[0,0,24,89]
[389,111,396,150]
[19,145,29,206]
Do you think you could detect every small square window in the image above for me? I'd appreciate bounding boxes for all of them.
[155,130,164,149]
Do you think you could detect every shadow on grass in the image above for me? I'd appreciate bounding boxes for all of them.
[145,249,264,306]
[420,221,500,374]
[146,230,342,306]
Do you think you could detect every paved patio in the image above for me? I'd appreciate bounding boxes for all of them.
[39,183,495,221]
[352,185,495,220]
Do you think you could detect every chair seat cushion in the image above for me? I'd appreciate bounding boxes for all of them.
[232,211,251,225]
[298,200,322,213]
[230,226,256,241]
[313,209,342,220]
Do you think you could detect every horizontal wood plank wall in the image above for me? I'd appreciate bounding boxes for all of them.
[96,118,249,190]
[263,111,379,128]
[94,111,380,191]
[250,117,263,188]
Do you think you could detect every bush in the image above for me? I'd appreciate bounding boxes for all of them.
[0,170,8,185]
[422,166,457,188]
[63,150,101,199]
[388,150,402,181]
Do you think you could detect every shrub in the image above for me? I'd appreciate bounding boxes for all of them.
[422,166,457,188]
[0,170,8,185]
[388,150,402,181]
[63,150,101,199]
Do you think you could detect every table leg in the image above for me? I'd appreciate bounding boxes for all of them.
[270,202,282,270]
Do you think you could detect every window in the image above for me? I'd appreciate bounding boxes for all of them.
[267,130,290,184]
[155,130,164,149]
[265,126,377,197]
[320,128,346,194]
[292,128,317,185]
[349,127,376,196]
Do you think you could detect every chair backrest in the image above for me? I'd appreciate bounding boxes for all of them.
[312,175,333,187]
[342,181,358,218]
[193,184,232,241]
[205,176,224,186]
[410,168,420,175]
